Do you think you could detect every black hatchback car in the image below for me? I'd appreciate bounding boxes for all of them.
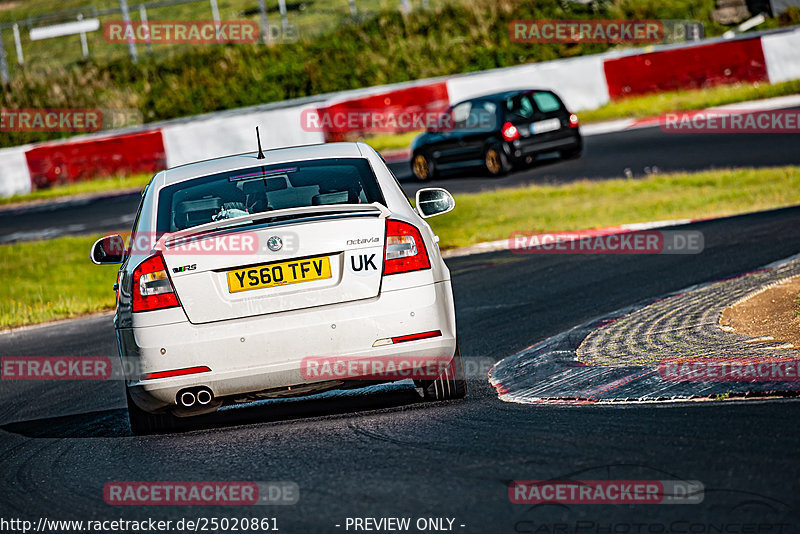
[410,89,582,181]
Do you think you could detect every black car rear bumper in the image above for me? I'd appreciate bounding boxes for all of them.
[507,129,582,162]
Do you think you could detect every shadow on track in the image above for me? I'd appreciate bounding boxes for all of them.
[1,385,425,439]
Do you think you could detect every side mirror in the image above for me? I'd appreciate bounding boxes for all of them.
[415,187,455,218]
[90,234,126,265]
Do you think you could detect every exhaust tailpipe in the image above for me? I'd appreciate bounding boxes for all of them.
[196,388,213,405]
[179,390,196,408]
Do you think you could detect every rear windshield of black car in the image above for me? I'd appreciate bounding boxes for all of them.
[156,158,385,233]
[505,91,564,120]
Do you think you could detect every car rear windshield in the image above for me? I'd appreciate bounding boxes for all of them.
[505,91,563,120]
[532,92,562,113]
[156,158,385,232]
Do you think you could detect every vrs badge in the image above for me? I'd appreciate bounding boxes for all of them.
[172,264,196,273]
[267,236,283,251]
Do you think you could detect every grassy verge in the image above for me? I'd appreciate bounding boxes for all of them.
[0,174,152,207]
[0,236,119,328]
[3,165,800,328]
[428,166,800,248]
[363,132,421,153]
[579,79,800,123]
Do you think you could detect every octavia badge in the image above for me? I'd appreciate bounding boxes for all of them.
[267,236,283,251]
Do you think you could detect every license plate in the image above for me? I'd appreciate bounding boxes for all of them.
[227,256,332,293]
[531,118,561,134]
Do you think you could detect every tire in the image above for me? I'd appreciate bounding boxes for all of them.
[560,145,582,160]
[412,151,436,181]
[484,146,511,177]
[126,387,182,435]
[419,344,467,401]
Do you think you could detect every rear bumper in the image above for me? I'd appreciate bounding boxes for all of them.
[507,129,582,160]
[118,280,456,413]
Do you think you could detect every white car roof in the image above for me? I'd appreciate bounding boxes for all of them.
[160,142,365,186]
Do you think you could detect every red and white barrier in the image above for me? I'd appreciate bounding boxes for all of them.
[1,27,799,198]
[0,145,35,198]
[24,130,166,189]
[446,54,610,113]
[603,37,768,99]
[162,106,324,168]
[311,82,450,141]
[762,29,800,83]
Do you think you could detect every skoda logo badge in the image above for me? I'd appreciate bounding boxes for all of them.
[267,236,283,251]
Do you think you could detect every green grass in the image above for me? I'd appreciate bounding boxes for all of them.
[427,166,800,249]
[0,236,119,328]
[363,131,421,153]
[3,165,800,328]
[579,79,800,123]
[0,173,152,206]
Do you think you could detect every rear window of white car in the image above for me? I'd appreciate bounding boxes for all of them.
[156,158,385,232]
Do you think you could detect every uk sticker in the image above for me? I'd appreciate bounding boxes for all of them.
[349,253,379,276]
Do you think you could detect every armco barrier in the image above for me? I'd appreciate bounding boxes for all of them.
[603,37,768,98]
[446,54,610,113]
[0,145,36,198]
[2,27,799,198]
[162,105,324,168]
[314,82,450,141]
[24,130,166,189]
[762,29,800,83]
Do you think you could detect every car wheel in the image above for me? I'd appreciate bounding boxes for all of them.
[484,146,511,177]
[412,152,435,181]
[126,387,181,435]
[419,344,467,401]
[560,146,582,160]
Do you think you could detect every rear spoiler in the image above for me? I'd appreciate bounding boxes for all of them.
[156,202,390,250]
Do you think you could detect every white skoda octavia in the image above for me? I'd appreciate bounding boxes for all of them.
[91,141,464,434]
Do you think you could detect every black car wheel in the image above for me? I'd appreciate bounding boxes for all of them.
[484,146,511,177]
[126,387,182,435]
[417,344,467,401]
[560,145,582,160]
[412,152,435,181]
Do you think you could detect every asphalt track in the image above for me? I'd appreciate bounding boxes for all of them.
[2,114,800,243]
[2,205,800,531]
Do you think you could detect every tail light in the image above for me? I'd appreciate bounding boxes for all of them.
[132,253,180,312]
[143,366,211,380]
[501,122,520,141]
[569,113,579,128]
[383,219,431,275]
